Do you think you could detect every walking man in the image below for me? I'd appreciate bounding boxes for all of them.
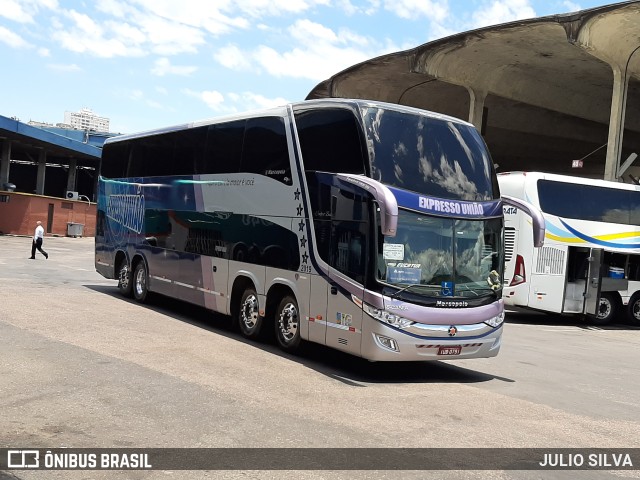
[30,220,48,259]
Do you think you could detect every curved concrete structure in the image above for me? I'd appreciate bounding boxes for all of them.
[308,1,640,180]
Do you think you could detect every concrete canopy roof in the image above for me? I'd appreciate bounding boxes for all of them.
[307,1,640,180]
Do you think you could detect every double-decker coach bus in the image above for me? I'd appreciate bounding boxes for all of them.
[96,99,544,361]
[500,171,640,325]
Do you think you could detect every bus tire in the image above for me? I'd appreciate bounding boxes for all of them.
[592,292,619,325]
[132,261,150,303]
[626,292,640,326]
[117,258,133,298]
[238,287,266,340]
[275,295,301,352]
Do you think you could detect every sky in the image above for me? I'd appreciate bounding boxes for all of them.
[0,0,615,134]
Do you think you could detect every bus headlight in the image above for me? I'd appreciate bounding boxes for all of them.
[363,303,415,329]
[484,311,505,328]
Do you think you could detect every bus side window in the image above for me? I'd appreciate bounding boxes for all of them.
[294,108,367,175]
[101,140,130,179]
[242,117,291,184]
[202,120,245,174]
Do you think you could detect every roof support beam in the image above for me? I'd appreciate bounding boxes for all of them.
[1,140,10,185]
[604,64,629,181]
[467,87,487,134]
[36,149,46,195]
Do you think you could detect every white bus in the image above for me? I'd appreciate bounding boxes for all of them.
[95,99,544,361]
[499,171,640,325]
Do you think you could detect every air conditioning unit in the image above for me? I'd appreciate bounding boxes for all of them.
[66,191,79,200]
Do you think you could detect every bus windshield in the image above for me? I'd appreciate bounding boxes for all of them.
[378,209,503,299]
[361,106,498,202]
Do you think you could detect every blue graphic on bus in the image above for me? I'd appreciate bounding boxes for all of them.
[441,281,454,296]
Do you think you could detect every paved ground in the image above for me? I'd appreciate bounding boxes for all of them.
[1,235,639,480]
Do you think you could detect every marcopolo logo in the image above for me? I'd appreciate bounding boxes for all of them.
[8,450,39,468]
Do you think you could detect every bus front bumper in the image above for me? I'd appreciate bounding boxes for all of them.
[360,320,503,362]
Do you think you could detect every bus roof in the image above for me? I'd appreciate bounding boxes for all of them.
[104,98,474,146]
[498,171,640,192]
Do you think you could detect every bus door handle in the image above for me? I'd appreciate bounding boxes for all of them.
[212,266,217,272]
[330,285,338,295]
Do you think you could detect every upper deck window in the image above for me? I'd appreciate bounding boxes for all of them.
[361,107,498,201]
[537,179,640,225]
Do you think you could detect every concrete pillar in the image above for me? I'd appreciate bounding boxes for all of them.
[36,149,46,195]
[467,87,487,133]
[604,65,628,181]
[66,158,77,193]
[0,140,10,185]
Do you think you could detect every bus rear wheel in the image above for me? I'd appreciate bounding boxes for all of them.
[275,295,301,352]
[238,288,266,340]
[117,259,133,298]
[132,261,150,303]
[592,292,619,325]
[626,292,640,326]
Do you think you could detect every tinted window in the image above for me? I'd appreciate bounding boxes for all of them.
[127,128,205,177]
[242,117,291,184]
[294,108,367,174]
[100,140,130,178]
[201,120,245,174]
[361,107,498,201]
[538,179,640,225]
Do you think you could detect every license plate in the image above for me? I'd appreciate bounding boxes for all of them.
[437,346,462,356]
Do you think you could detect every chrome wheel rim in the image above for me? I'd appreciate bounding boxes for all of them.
[241,294,259,331]
[135,267,146,297]
[278,302,298,342]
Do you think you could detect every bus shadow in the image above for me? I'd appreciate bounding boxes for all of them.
[84,284,510,386]
[505,307,640,330]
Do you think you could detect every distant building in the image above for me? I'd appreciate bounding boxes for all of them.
[63,108,110,132]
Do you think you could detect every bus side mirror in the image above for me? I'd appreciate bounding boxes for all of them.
[502,195,546,247]
[336,173,398,237]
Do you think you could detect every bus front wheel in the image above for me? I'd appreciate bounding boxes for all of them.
[132,261,150,303]
[592,292,619,325]
[275,295,301,352]
[117,259,133,298]
[626,292,640,326]
[238,288,266,340]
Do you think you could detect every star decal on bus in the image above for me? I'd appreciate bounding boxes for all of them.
[296,204,303,216]
[294,188,301,200]
[300,236,307,248]
[298,220,305,232]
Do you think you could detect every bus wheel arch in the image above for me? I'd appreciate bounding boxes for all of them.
[627,292,640,326]
[131,255,150,303]
[116,251,132,298]
[592,292,620,325]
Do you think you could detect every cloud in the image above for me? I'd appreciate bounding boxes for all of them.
[220,19,398,81]
[213,44,253,71]
[0,0,58,23]
[383,0,448,22]
[151,57,198,76]
[183,88,289,113]
[561,1,582,13]
[0,26,31,48]
[471,0,536,28]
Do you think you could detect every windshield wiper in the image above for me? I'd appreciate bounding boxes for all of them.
[388,283,423,299]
